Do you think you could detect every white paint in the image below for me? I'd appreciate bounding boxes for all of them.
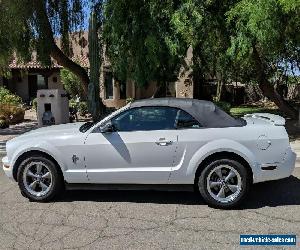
[2,107,296,186]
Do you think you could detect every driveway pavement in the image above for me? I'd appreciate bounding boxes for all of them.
[0,122,300,249]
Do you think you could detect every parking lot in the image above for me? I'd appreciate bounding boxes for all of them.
[0,148,300,249]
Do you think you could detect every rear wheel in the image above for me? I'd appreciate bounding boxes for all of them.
[197,159,250,209]
[17,155,63,202]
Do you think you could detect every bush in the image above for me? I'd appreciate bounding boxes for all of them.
[32,98,37,110]
[61,68,85,99]
[0,87,24,125]
[214,101,231,113]
[78,101,88,116]
[69,99,88,117]
[0,104,25,124]
[0,87,22,105]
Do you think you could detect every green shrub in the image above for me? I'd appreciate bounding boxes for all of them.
[61,68,85,99]
[78,101,88,116]
[0,87,22,105]
[214,101,231,113]
[32,98,37,110]
[68,99,88,116]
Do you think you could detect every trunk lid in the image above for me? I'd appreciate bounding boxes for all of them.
[243,113,285,126]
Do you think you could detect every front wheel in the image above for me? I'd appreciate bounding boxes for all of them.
[17,155,63,202]
[197,159,250,209]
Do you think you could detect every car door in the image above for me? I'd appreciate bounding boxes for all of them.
[84,106,179,184]
[168,109,206,184]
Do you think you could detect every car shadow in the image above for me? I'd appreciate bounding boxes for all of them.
[58,175,300,209]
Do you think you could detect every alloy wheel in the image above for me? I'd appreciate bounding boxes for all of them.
[206,164,242,203]
[22,161,53,197]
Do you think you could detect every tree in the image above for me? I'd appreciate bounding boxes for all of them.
[227,0,300,118]
[0,0,105,119]
[103,0,187,93]
[171,0,300,118]
[0,1,89,92]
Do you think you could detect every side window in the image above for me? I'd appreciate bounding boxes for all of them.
[111,106,178,131]
[176,110,201,129]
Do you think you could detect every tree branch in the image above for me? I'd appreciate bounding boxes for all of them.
[34,0,88,95]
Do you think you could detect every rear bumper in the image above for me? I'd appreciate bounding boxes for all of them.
[2,156,14,180]
[253,148,296,183]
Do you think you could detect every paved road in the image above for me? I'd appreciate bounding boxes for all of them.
[0,152,300,250]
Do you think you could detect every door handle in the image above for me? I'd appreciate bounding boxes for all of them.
[155,141,173,146]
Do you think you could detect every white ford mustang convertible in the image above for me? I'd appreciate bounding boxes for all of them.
[2,98,296,208]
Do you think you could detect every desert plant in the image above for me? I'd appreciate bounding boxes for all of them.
[0,87,22,105]
[0,104,25,124]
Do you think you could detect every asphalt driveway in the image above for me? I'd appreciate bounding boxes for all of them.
[0,152,300,250]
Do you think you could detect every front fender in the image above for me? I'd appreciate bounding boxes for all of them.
[10,140,68,176]
[186,139,258,180]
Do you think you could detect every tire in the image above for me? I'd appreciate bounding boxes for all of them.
[17,155,64,202]
[197,159,250,209]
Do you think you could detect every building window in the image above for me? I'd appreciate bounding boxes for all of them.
[28,74,48,99]
[104,72,113,99]
[37,75,47,89]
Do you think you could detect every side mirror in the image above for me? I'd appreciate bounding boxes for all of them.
[100,123,115,133]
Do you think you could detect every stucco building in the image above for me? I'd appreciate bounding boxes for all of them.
[0,32,195,109]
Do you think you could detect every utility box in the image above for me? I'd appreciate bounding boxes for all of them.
[37,89,69,127]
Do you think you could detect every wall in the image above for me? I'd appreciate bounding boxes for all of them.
[48,71,63,90]
[135,81,157,99]
[14,73,29,101]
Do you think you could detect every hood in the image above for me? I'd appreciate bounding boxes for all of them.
[14,122,85,140]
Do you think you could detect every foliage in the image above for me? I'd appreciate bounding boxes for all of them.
[0,104,25,124]
[0,0,106,110]
[103,0,187,86]
[0,0,90,70]
[69,99,88,117]
[78,101,88,116]
[0,87,23,105]
[214,101,231,113]
[61,68,85,99]
[32,98,37,110]
[169,0,300,118]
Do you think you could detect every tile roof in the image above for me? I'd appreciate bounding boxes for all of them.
[9,54,89,69]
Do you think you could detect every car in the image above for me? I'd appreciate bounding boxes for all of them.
[1,98,296,208]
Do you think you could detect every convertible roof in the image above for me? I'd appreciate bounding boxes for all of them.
[130,98,243,128]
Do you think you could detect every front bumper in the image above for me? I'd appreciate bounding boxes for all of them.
[2,156,14,180]
[253,148,297,183]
